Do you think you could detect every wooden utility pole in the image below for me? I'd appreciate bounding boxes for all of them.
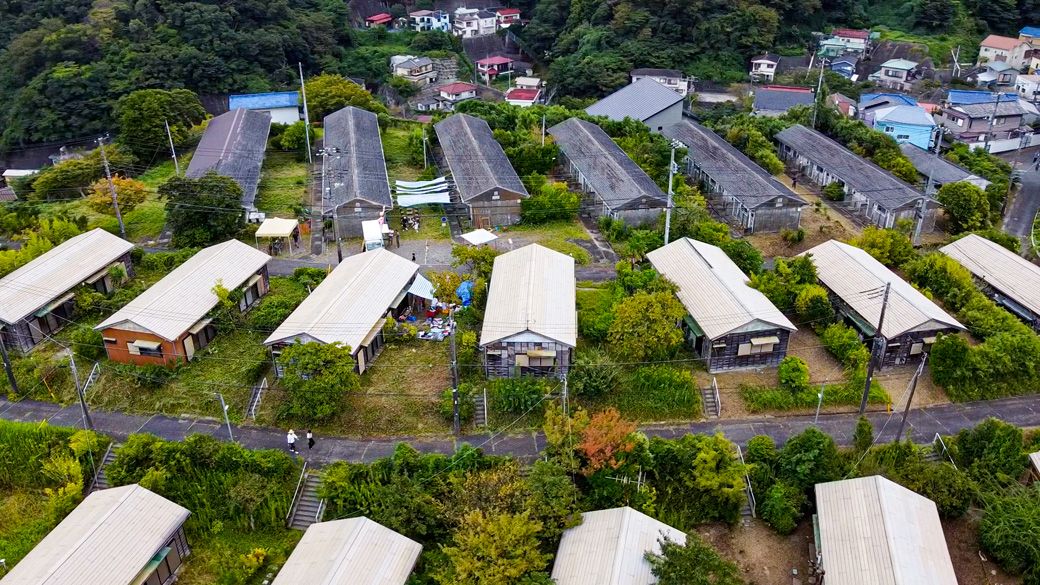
[895,354,927,442]
[664,146,675,245]
[449,308,460,435]
[69,354,93,431]
[299,62,313,164]
[164,119,180,175]
[0,339,18,395]
[859,282,891,416]
[97,136,126,239]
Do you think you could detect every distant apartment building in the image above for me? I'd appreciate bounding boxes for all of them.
[409,9,449,32]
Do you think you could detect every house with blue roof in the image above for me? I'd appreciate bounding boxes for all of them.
[946,90,1018,105]
[228,91,301,125]
[870,105,936,150]
[1020,26,1040,41]
[830,55,859,79]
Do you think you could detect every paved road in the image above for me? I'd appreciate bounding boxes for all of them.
[1002,170,1040,247]
[3,395,1037,466]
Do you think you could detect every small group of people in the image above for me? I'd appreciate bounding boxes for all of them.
[401,211,422,233]
[286,428,315,454]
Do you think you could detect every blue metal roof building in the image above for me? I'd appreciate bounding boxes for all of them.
[229,92,300,110]
[1020,26,1040,38]
[946,90,1018,105]
[859,93,917,107]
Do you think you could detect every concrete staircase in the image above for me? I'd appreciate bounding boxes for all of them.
[473,388,488,428]
[701,387,720,418]
[90,443,120,492]
[288,473,325,531]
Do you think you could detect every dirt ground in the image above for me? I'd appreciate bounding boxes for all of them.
[695,520,814,585]
[747,176,861,258]
[944,514,1022,585]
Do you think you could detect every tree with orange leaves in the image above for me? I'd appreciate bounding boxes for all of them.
[577,407,638,475]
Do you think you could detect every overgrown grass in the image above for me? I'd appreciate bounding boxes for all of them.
[579,367,702,422]
[0,489,56,569]
[255,151,309,216]
[875,26,980,66]
[382,124,424,182]
[177,527,302,585]
[389,206,452,241]
[741,381,889,412]
[539,239,591,265]
[501,220,593,264]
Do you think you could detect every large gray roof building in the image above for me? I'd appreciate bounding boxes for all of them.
[186,108,271,211]
[899,143,991,190]
[434,113,528,202]
[323,106,392,209]
[586,78,685,130]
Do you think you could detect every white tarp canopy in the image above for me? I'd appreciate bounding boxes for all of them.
[255,217,299,238]
[408,272,436,300]
[397,192,452,207]
[2,169,38,179]
[395,177,447,190]
[461,229,498,245]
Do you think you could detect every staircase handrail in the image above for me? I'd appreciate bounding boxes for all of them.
[933,433,958,469]
[712,376,721,418]
[89,441,114,492]
[736,444,756,518]
[286,461,309,523]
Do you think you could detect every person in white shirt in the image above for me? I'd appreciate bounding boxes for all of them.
[286,429,298,454]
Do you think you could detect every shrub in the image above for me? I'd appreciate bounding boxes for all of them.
[438,384,476,424]
[489,377,546,414]
[568,348,621,397]
[853,416,874,452]
[608,292,686,361]
[781,227,805,244]
[277,342,359,424]
[954,418,1027,484]
[794,284,834,326]
[646,533,746,585]
[852,227,914,267]
[822,182,845,201]
[777,357,810,394]
[979,488,1040,579]
[648,433,747,525]
[70,326,105,361]
[898,462,975,519]
[776,427,844,490]
[520,182,580,223]
[576,288,614,342]
[760,481,805,535]
[937,181,989,233]
[819,323,869,372]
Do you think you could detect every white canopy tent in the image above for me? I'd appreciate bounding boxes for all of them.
[461,229,498,245]
[255,217,300,254]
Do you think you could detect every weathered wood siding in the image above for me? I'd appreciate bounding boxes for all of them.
[693,327,791,372]
[483,340,572,379]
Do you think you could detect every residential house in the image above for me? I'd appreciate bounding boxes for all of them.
[434,82,478,110]
[939,98,1030,149]
[775,125,940,235]
[941,234,1040,331]
[495,7,521,27]
[409,9,449,32]
[830,54,859,78]
[548,117,669,225]
[2,484,191,585]
[1,168,37,199]
[453,8,496,37]
[435,113,529,226]
[228,91,300,125]
[95,240,270,366]
[858,92,918,121]
[392,56,437,85]
[802,240,964,367]
[365,12,392,27]
[585,78,684,132]
[752,86,815,117]
[0,185,13,202]
[828,93,857,117]
[504,87,540,107]
[323,106,394,237]
[971,60,1019,87]
[750,54,780,82]
[186,108,271,212]
[870,105,937,150]
[1016,74,1040,101]
[815,476,958,584]
[899,143,991,193]
[476,55,513,81]
[0,229,134,353]
[648,238,797,372]
[552,507,685,585]
[662,120,806,233]
[946,89,1018,105]
[480,244,576,378]
[271,518,422,585]
[514,76,541,90]
[264,249,432,375]
[977,34,1031,68]
[818,28,870,56]
[868,59,919,91]
[1019,26,1040,43]
[629,68,691,96]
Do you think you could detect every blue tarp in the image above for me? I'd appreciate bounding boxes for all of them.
[456,280,474,306]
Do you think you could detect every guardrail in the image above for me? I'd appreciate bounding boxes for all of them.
[736,444,756,518]
[316,499,326,523]
[285,461,309,524]
[712,377,721,418]
[89,441,114,492]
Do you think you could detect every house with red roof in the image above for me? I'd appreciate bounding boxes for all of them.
[505,87,540,107]
[427,82,478,111]
[366,13,392,27]
[978,34,1033,69]
[496,8,521,27]
[477,55,514,81]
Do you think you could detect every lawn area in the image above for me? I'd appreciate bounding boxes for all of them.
[255,151,309,216]
[382,124,425,182]
[177,527,301,585]
[389,205,452,241]
[0,488,54,570]
[578,366,702,423]
[498,220,593,264]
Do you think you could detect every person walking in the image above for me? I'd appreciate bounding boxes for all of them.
[791,176,798,189]
[307,429,315,450]
[286,429,298,454]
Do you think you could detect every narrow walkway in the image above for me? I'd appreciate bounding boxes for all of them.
[1,395,1037,466]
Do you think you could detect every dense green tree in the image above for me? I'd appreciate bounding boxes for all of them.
[159,172,245,247]
[646,535,746,585]
[116,89,206,161]
[277,342,359,424]
[954,418,1028,483]
[303,73,386,121]
[435,510,552,585]
[86,176,147,215]
[853,416,874,452]
[937,182,990,233]
[608,291,686,361]
[914,0,957,30]
[777,427,844,490]
[852,226,915,268]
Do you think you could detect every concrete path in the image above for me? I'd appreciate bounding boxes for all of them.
[2,395,1038,466]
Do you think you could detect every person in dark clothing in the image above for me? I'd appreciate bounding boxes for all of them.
[307,429,315,450]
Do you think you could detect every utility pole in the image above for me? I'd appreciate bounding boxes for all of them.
[215,392,234,441]
[541,115,546,146]
[163,119,180,175]
[319,148,343,263]
[97,136,126,239]
[69,354,93,431]
[924,125,945,196]
[449,308,460,435]
[422,127,428,169]
[984,93,1003,153]
[561,372,569,416]
[811,59,827,129]
[894,354,927,442]
[298,62,313,164]
[814,384,824,424]
[664,145,676,245]
[0,340,18,395]
[859,282,891,416]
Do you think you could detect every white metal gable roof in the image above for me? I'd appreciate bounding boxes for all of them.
[95,240,270,341]
[551,507,686,585]
[647,238,796,340]
[271,517,422,585]
[480,244,577,347]
[815,476,958,585]
[801,240,963,338]
[0,228,134,325]
[940,234,1040,318]
[1,484,190,585]
[263,248,418,351]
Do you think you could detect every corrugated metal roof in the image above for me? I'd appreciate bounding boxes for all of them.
[585,78,684,122]
[800,240,963,338]
[648,238,796,340]
[434,114,528,202]
[946,90,1017,105]
[952,99,1028,118]
[548,118,668,210]
[662,120,805,209]
[551,507,685,585]
[263,249,418,351]
[1,484,190,585]
[879,58,918,70]
[229,91,300,110]
[324,106,393,209]
[775,125,929,210]
[980,34,1022,51]
[96,240,270,341]
[898,144,991,189]
[480,244,576,347]
[255,217,300,238]
[873,105,935,126]
[753,87,816,113]
[815,476,958,585]
[271,517,421,585]
[186,109,271,211]
[940,234,1040,318]
[0,229,134,325]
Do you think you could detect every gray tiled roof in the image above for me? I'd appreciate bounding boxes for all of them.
[434,114,528,202]
[952,100,1028,118]
[323,106,392,209]
[776,124,929,210]
[899,143,991,189]
[753,88,816,113]
[662,120,805,209]
[631,68,682,77]
[548,118,668,210]
[187,109,271,211]
[585,78,684,122]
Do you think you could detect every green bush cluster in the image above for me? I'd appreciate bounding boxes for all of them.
[568,347,622,397]
[818,322,870,372]
[822,182,845,201]
[438,383,476,424]
[520,182,580,224]
[489,377,550,414]
[138,248,200,272]
[777,357,810,394]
